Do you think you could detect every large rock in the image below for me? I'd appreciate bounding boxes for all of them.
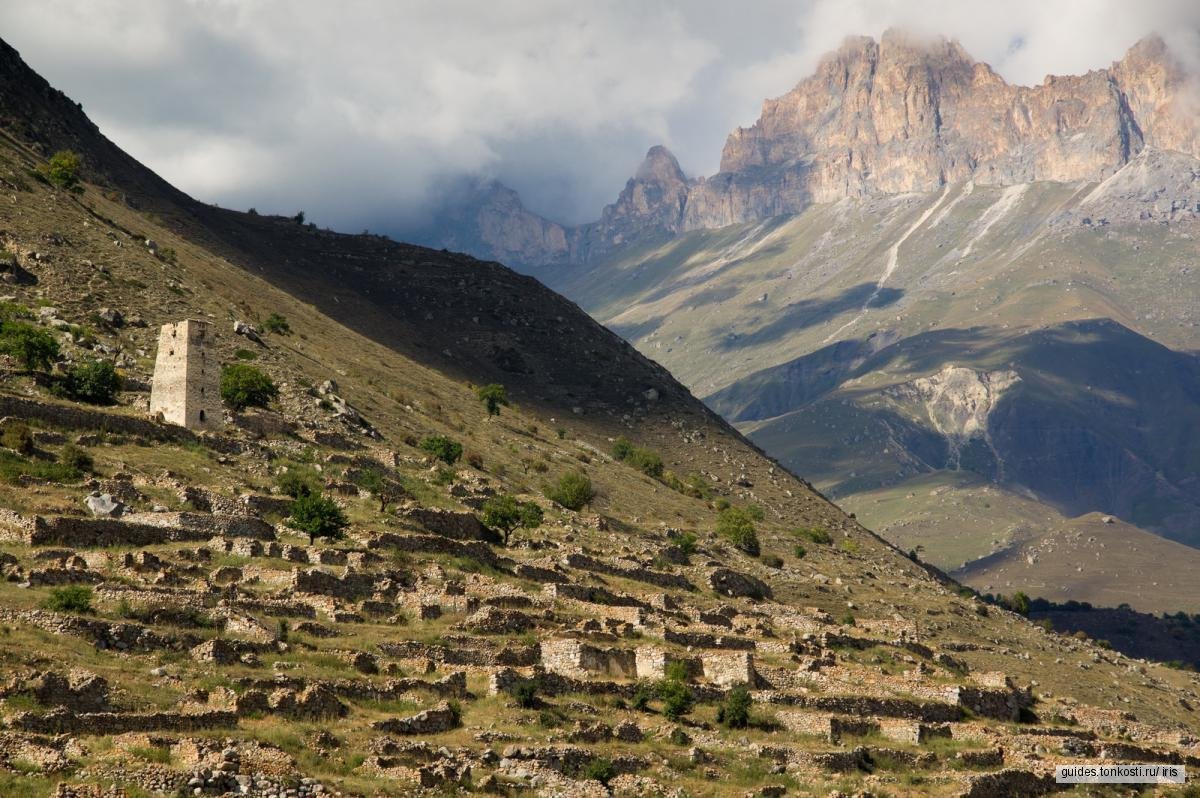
[708,568,772,600]
[85,492,125,518]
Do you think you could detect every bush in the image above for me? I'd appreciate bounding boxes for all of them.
[793,544,807,559]
[581,757,616,786]
[288,493,348,545]
[419,435,462,465]
[664,660,690,683]
[465,450,484,470]
[839,612,856,627]
[668,530,697,556]
[795,525,832,545]
[220,364,278,410]
[41,150,82,189]
[44,585,92,614]
[476,383,509,416]
[510,679,539,709]
[544,470,594,511]
[59,444,93,474]
[763,554,783,568]
[0,321,59,371]
[0,421,33,455]
[1004,591,1031,616]
[717,684,752,729]
[481,494,544,545]
[657,678,693,721]
[261,313,291,335]
[631,681,654,711]
[234,348,258,361]
[58,360,121,404]
[277,468,318,499]
[611,436,663,478]
[716,507,760,556]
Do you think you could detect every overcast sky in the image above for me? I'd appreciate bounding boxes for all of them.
[2,0,1197,234]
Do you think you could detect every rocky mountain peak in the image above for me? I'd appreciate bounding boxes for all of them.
[634,144,687,185]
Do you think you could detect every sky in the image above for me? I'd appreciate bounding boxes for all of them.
[2,0,1198,234]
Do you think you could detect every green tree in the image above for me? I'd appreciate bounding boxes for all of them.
[59,360,121,404]
[219,363,278,410]
[476,383,509,416]
[544,470,594,511]
[277,468,318,499]
[42,150,82,189]
[717,684,752,729]
[0,321,59,371]
[419,435,462,465]
[716,506,760,556]
[288,492,348,545]
[657,678,693,721]
[481,493,544,545]
[355,468,402,512]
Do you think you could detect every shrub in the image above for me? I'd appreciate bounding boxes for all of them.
[288,493,348,545]
[793,544,807,559]
[717,684,752,729]
[544,470,594,511]
[220,364,278,410]
[1005,591,1031,616]
[0,421,33,455]
[581,757,616,786]
[58,360,121,404]
[795,525,832,545]
[668,727,691,746]
[657,678,693,721]
[510,679,539,709]
[465,450,484,470]
[261,313,291,335]
[44,585,92,614]
[611,436,663,478]
[668,530,697,557]
[234,348,258,361]
[59,444,93,474]
[481,494,544,545]
[476,383,509,416]
[0,321,59,371]
[716,507,760,556]
[41,150,82,189]
[664,660,690,683]
[763,554,783,568]
[839,612,856,627]
[631,681,654,711]
[277,468,318,499]
[419,435,462,465]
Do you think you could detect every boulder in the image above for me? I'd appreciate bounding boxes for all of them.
[85,492,125,518]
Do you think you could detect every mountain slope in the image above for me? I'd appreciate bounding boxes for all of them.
[12,34,1200,796]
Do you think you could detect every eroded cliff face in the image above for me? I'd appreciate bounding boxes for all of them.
[696,30,1197,227]
[425,31,1200,266]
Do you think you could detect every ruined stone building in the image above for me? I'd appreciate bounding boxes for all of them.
[149,319,222,430]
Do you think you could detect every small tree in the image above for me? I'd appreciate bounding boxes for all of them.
[657,678,693,721]
[716,507,760,556]
[42,150,82,189]
[476,383,509,416]
[289,493,348,545]
[0,421,34,455]
[482,494,544,545]
[59,444,93,475]
[544,470,594,511]
[356,468,402,512]
[419,435,462,465]
[717,684,752,729]
[220,363,278,410]
[59,360,121,404]
[0,321,59,371]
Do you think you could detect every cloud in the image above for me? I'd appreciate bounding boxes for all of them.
[1,0,1196,231]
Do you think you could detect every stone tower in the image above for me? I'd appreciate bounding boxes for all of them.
[149,319,222,430]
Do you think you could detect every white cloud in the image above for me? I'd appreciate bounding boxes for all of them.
[1,0,1195,230]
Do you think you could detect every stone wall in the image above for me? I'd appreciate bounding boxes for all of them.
[0,395,195,443]
[540,638,636,679]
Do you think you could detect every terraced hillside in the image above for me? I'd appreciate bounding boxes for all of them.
[3,36,1200,798]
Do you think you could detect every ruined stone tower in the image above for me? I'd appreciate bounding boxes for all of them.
[149,319,222,430]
